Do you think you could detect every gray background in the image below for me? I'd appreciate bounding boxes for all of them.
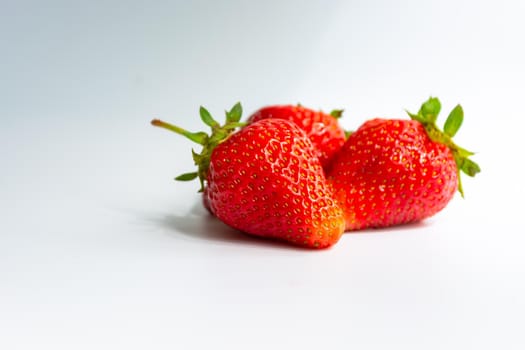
[1,1,524,349]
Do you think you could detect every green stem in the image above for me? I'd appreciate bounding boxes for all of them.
[151,102,244,193]
[151,119,207,145]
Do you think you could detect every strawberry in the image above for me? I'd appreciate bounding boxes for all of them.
[328,97,480,230]
[152,103,345,248]
[247,105,346,169]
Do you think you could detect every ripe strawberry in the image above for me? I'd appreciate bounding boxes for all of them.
[152,103,345,248]
[328,97,480,230]
[247,105,346,169]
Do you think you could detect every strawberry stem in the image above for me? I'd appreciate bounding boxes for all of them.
[151,103,246,192]
[151,119,208,145]
[407,97,480,197]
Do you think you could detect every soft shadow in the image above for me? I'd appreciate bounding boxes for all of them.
[146,201,312,251]
[117,199,430,249]
[344,220,431,235]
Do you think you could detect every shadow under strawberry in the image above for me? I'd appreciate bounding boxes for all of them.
[153,201,317,251]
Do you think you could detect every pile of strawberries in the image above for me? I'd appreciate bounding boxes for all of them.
[152,97,480,249]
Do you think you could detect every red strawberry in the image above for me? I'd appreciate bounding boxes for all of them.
[152,103,345,248]
[328,97,480,230]
[247,105,346,169]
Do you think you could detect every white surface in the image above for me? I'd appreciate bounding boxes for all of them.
[1,1,524,349]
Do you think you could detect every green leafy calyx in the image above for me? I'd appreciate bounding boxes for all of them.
[329,109,344,119]
[151,102,245,191]
[406,97,480,197]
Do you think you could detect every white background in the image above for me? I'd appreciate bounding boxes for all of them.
[1,0,524,349]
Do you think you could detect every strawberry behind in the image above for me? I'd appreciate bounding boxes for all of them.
[247,105,346,170]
